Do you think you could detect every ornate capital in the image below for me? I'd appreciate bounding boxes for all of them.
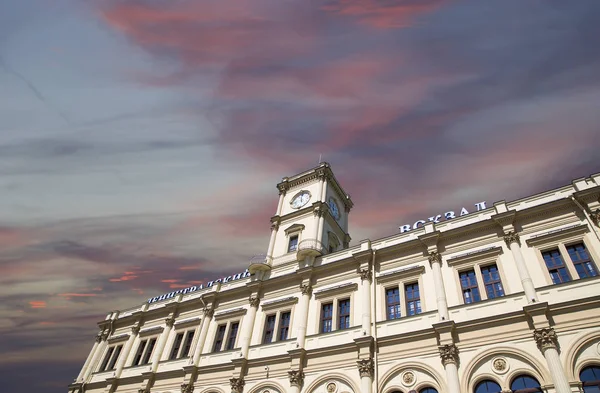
[288,370,305,387]
[230,377,245,393]
[181,382,194,393]
[203,306,214,319]
[316,168,328,179]
[165,316,176,327]
[439,344,459,366]
[249,296,260,308]
[131,325,140,335]
[428,251,442,264]
[271,221,280,231]
[591,209,600,227]
[277,181,289,196]
[359,267,372,281]
[138,389,150,393]
[101,331,110,341]
[95,332,103,343]
[533,327,558,352]
[357,358,374,378]
[300,284,313,296]
[503,231,520,246]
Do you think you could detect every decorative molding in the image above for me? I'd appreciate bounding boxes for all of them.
[107,333,129,344]
[525,224,588,247]
[181,382,194,393]
[249,296,261,308]
[203,306,215,319]
[301,284,313,296]
[261,296,298,311]
[439,344,459,366]
[376,266,425,284]
[288,370,305,387]
[165,316,176,328]
[174,316,201,328]
[139,325,164,336]
[428,251,442,264]
[214,307,248,321]
[357,358,374,378]
[533,327,559,352]
[284,223,305,235]
[230,377,245,393]
[314,283,358,300]
[131,325,141,335]
[503,231,520,247]
[591,209,600,227]
[446,246,503,268]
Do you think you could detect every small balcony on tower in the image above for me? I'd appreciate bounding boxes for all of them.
[248,254,272,279]
[297,238,327,260]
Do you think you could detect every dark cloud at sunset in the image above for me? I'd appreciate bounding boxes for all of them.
[1,0,600,392]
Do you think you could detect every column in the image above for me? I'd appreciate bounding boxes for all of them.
[504,232,538,303]
[439,344,461,393]
[151,316,175,373]
[82,331,108,381]
[357,358,374,393]
[240,296,260,358]
[288,370,304,393]
[316,209,325,244]
[295,283,312,348]
[191,306,214,366]
[533,328,571,393]
[428,252,449,321]
[230,377,245,393]
[77,332,102,382]
[359,267,372,336]
[266,221,279,264]
[115,325,140,377]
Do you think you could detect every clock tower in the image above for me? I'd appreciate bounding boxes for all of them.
[249,162,353,278]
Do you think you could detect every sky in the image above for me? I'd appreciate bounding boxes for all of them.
[1,0,600,391]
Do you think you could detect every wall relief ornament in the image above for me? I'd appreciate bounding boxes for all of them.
[533,327,558,351]
[181,382,194,393]
[359,267,372,281]
[438,344,459,366]
[230,377,245,393]
[131,325,141,335]
[590,209,600,227]
[402,371,415,386]
[357,358,374,378]
[326,382,337,393]
[503,231,520,247]
[428,251,442,264]
[492,358,508,373]
[301,284,313,296]
[165,316,176,327]
[203,306,215,319]
[288,370,304,387]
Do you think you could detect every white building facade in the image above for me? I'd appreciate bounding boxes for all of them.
[69,163,600,393]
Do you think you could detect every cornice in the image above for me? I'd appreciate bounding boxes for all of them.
[174,316,201,328]
[314,282,358,300]
[376,265,425,284]
[261,296,298,311]
[139,325,164,336]
[214,307,248,321]
[525,224,588,247]
[446,246,503,267]
[107,333,129,344]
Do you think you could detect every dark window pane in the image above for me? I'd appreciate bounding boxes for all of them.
[386,287,401,320]
[100,347,114,371]
[581,365,600,392]
[406,283,421,316]
[338,299,350,330]
[142,338,156,365]
[107,345,122,370]
[481,264,504,298]
[133,340,147,366]
[460,270,481,303]
[511,375,541,391]
[226,322,239,350]
[169,333,184,360]
[213,325,226,352]
[321,303,333,333]
[419,388,438,393]
[263,315,276,344]
[542,249,571,284]
[181,331,194,358]
[288,236,299,252]
[278,312,291,341]
[567,243,598,279]
[475,380,501,393]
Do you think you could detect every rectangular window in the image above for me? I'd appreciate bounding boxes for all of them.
[459,270,481,304]
[133,340,147,366]
[405,282,421,316]
[278,311,291,341]
[99,346,114,371]
[213,324,227,352]
[385,287,401,320]
[141,338,156,365]
[288,235,299,252]
[338,299,351,330]
[107,344,122,370]
[169,333,184,360]
[263,315,276,344]
[226,322,239,350]
[481,264,505,299]
[181,331,194,358]
[542,249,571,284]
[321,303,333,333]
[567,243,598,279]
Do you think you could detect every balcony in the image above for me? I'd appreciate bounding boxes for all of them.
[297,239,327,259]
[248,254,272,276]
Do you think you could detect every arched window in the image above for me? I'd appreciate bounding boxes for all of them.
[475,380,501,393]
[419,388,438,393]
[510,375,542,392]
[580,366,600,393]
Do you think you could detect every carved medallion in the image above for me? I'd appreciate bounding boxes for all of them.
[492,358,508,374]
[401,371,416,386]
[326,382,337,393]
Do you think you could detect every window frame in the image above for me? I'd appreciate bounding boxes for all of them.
[168,329,195,360]
[447,247,507,305]
[313,282,357,334]
[259,296,297,345]
[527,226,600,286]
[377,265,425,321]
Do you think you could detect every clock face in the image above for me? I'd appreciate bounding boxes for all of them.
[328,197,340,220]
[290,190,311,209]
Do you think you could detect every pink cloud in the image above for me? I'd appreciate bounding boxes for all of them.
[29,301,46,309]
